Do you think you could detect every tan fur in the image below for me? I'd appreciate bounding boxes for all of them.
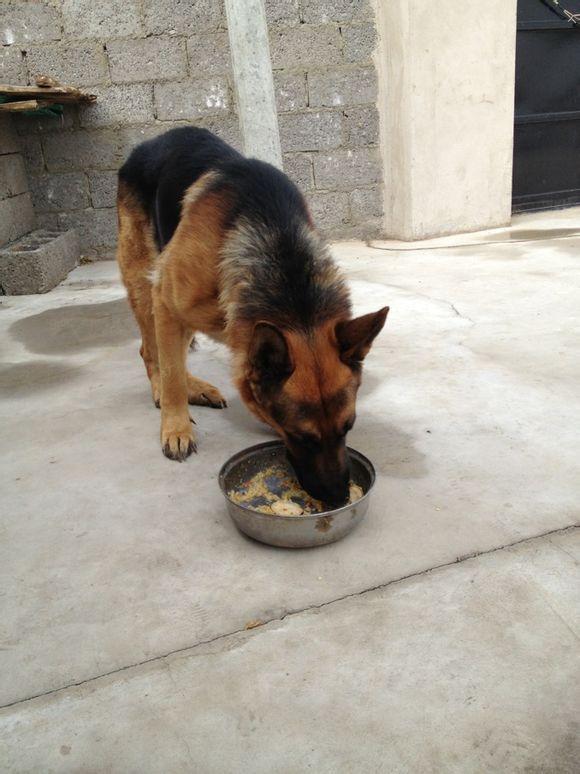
[118,174,385,470]
[117,178,229,458]
[230,320,359,441]
[116,181,161,405]
[151,187,231,456]
[275,324,358,438]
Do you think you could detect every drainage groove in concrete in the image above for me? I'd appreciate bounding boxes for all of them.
[1,522,578,711]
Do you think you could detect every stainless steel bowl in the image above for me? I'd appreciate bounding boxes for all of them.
[218,441,375,548]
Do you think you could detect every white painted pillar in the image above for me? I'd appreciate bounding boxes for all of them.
[224,0,283,168]
[374,0,518,239]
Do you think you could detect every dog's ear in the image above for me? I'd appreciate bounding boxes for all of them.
[248,322,294,388]
[336,307,389,365]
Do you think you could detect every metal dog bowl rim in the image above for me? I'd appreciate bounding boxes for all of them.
[218,439,376,521]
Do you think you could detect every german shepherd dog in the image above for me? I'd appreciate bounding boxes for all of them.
[117,127,388,506]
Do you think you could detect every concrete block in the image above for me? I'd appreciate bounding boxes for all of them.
[13,115,44,137]
[283,153,314,191]
[88,171,118,209]
[279,110,342,152]
[342,22,377,63]
[306,191,350,231]
[118,125,174,159]
[58,207,117,254]
[143,0,224,36]
[273,72,307,112]
[195,116,242,149]
[62,0,142,39]
[187,34,232,77]
[350,186,384,222]
[12,113,38,138]
[30,173,90,213]
[342,104,379,147]
[309,66,377,108]
[14,107,77,137]
[270,26,343,70]
[0,116,19,155]
[349,220,382,239]
[313,147,380,189]
[119,117,241,155]
[0,2,61,45]
[17,135,44,176]
[154,79,230,121]
[0,192,34,245]
[35,212,59,230]
[301,0,372,24]
[43,130,125,172]
[0,45,26,85]
[79,85,154,128]
[265,0,300,26]
[26,43,108,88]
[0,228,80,294]
[107,38,187,85]
[0,154,28,199]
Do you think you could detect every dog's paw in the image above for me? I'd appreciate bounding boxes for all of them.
[161,421,197,461]
[186,375,227,409]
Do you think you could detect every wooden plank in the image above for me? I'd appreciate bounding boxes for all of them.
[0,83,81,96]
[0,99,52,112]
[0,84,96,103]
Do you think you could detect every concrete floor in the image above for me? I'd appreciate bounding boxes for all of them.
[1,208,579,772]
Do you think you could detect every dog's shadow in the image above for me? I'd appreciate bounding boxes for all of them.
[219,393,276,439]
[353,369,428,479]
[348,416,427,480]
[10,298,427,480]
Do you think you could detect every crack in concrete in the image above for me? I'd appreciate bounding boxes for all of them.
[1,523,578,712]
[366,277,476,326]
[449,302,475,325]
[364,233,580,253]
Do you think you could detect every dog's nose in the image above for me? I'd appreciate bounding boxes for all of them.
[286,450,350,507]
[321,478,350,508]
[303,472,350,508]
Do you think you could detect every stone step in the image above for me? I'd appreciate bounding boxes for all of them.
[0,228,80,295]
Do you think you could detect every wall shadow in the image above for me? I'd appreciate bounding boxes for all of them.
[0,360,83,397]
[9,298,138,356]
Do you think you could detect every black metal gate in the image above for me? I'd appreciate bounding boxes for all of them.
[512,0,580,212]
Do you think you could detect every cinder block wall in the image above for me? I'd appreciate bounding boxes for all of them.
[0,116,35,247]
[269,0,382,238]
[1,0,382,258]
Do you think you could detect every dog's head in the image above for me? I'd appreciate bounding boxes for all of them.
[243,307,388,506]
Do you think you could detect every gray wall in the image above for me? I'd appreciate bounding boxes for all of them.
[1,0,382,257]
[267,0,382,238]
[0,117,35,247]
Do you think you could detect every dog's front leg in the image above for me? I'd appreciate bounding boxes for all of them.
[153,292,196,461]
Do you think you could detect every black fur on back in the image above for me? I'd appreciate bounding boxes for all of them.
[119,127,351,329]
[119,127,242,247]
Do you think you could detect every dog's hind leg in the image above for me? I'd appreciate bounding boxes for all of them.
[186,372,227,409]
[116,181,161,406]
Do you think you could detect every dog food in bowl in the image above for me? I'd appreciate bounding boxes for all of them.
[219,441,375,547]
[228,463,363,515]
